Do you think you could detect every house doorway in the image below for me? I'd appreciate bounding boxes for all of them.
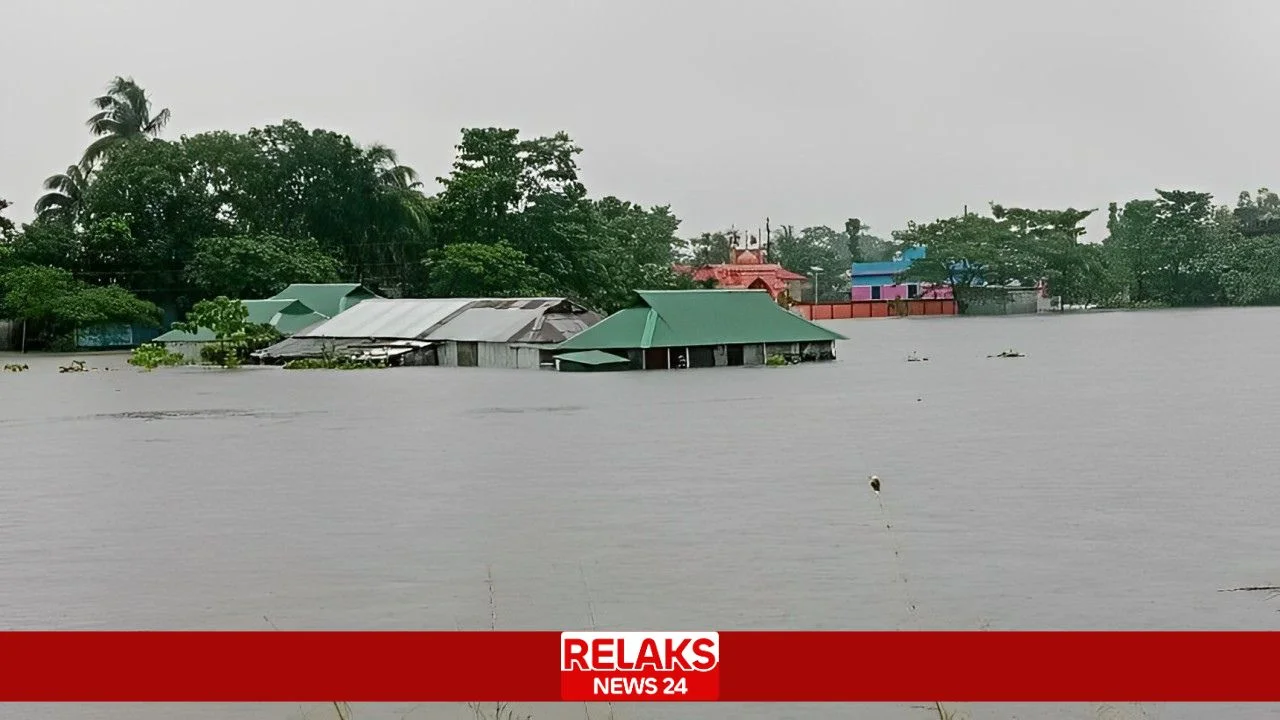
[726,345,744,366]
[643,348,668,370]
[456,342,478,367]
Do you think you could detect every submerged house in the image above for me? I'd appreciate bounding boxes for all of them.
[551,290,847,370]
[850,246,953,301]
[268,283,379,318]
[152,299,330,362]
[253,297,602,368]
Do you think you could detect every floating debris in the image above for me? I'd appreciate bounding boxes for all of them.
[869,475,881,494]
[988,349,1025,358]
[58,360,89,373]
[3,363,29,372]
[906,351,929,362]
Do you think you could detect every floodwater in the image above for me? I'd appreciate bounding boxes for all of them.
[2,308,1279,720]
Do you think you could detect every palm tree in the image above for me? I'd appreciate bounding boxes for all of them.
[366,143,421,190]
[34,164,92,220]
[81,76,171,168]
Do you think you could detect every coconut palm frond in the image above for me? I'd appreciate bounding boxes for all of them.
[144,106,172,136]
[81,134,123,167]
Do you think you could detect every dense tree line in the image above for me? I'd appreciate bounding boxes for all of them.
[895,190,1280,312]
[4,77,1280,349]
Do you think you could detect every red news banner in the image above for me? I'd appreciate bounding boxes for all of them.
[1,631,1280,702]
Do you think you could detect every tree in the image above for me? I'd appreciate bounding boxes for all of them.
[0,265,160,348]
[893,213,1027,312]
[186,121,430,292]
[79,139,226,308]
[844,218,863,261]
[82,76,171,168]
[1233,188,1280,238]
[171,296,278,367]
[0,197,14,242]
[429,128,598,298]
[770,225,844,301]
[1103,199,1159,303]
[421,242,553,298]
[6,217,81,269]
[585,198,690,312]
[990,204,1098,303]
[185,234,341,299]
[683,231,733,266]
[35,165,92,221]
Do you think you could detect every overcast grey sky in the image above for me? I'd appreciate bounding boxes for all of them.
[4,0,1278,241]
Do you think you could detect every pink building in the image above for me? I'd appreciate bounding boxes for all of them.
[850,246,952,301]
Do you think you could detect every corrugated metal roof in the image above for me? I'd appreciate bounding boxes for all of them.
[286,297,601,345]
[295,298,473,338]
[424,307,541,342]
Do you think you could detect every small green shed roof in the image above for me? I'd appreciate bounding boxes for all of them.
[555,350,630,366]
[555,290,848,351]
[268,283,378,318]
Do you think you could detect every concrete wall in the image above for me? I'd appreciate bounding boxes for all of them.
[0,320,17,351]
[160,341,205,363]
[852,283,953,301]
[963,288,1040,316]
[742,343,765,366]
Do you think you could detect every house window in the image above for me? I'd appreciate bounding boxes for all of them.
[870,286,881,300]
[907,284,919,299]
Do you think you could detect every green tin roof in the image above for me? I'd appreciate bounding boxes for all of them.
[154,299,328,342]
[268,283,378,319]
[556,290,848,351]
[555,350,630,366]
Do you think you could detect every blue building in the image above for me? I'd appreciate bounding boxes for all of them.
[850,246,952,301]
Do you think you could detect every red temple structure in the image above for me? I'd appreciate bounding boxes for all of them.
[676,246,809,302]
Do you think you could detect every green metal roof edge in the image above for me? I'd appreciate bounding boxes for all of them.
[640,309,658,349]
[555,350,629,365]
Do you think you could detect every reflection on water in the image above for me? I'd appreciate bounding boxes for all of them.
[2,308,1279,720]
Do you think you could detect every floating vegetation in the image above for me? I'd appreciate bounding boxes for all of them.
[3,363,29,372]
[283,357,387,370]
[765,353,789,367]
[128,343,186,370]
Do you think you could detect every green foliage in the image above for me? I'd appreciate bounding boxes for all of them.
[35,165,91,221]
[0,197,15,242]
[172,296,281,367]
[683,231,733,266]
[185,234,341,298]
[173,296,250,340]
[18,76,1280,323]
[428,127,595,298]
[1103,189,1226,306]
[422,242,554,298]
[0,265,161,347]
[771,225,846,301]
[83,76,172,168]
[283,357,386,370]
[128,342,185,370]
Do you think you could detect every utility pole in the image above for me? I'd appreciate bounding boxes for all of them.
[765,217,771,262]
